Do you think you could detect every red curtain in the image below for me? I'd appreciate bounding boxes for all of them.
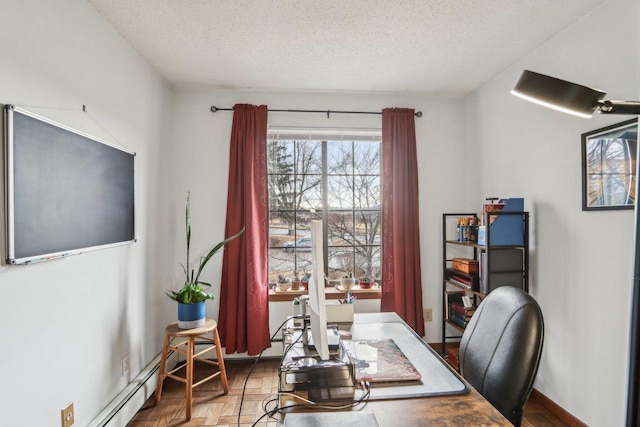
[381,108,425,336]
[218,104,271,355]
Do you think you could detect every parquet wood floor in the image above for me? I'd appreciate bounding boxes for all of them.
[128,358,571,427]
[129,358,281,427]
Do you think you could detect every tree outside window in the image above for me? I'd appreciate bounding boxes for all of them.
[267,134,381,285]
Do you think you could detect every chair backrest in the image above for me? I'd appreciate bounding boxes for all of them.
[459,286,544,426]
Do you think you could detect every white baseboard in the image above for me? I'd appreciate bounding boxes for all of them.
[86,341,272,427]
[87,351,178,427]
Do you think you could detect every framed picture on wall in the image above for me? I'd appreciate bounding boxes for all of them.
[582,118,638,211]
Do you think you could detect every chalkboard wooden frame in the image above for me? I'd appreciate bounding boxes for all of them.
[4,105,135,264]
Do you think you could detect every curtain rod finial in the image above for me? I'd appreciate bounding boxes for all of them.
[415,111,422,117]
[210,106,219,113]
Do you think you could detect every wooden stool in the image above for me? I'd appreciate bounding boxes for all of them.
[154,318,228,420]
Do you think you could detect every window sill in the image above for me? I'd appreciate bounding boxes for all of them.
[268,286,382,302]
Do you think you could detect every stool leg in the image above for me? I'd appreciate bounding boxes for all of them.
[185,335,194,421]
[213,327,229,394]
[154,333,170,405]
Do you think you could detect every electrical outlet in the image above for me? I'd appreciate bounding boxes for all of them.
[122,355,129,376]
[423,308,433,322]
[61,402,74,427]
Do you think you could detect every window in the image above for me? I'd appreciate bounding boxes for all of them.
[267,128,381,285]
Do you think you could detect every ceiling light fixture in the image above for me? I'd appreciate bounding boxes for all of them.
[511,69,640,427]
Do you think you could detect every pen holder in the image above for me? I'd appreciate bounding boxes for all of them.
[326,301,354,323]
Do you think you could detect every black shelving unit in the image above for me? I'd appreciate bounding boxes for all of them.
[440,211,529,358]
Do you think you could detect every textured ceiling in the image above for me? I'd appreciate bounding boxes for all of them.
[87,0,605,96]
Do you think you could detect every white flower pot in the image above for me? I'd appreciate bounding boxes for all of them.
[340,277,356,290]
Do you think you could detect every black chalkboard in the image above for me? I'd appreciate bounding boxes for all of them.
[4,105,135,264]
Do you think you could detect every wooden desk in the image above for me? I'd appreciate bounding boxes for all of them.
[279,313,509,426]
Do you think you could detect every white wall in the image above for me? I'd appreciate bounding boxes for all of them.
[161,89,467,353]
[0,1,172,426]
[0,2,468,423]
[4,0,632,425]
[465,0,639,424]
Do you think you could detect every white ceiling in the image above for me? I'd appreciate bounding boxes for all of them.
[87,0,605,96]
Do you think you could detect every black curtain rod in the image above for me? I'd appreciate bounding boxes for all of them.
[210,106,422,118]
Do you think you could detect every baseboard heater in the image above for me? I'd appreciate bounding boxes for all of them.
[87,341,250,426]
[86,351,178,427]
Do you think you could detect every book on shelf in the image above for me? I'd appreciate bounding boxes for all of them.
[449,276,471,289]
[451,311,471,322]
[461,295,474,309]
[450,309,473,325]
[445,292,464,319]
[450,314,467,328]
[452,274,472,285]
[446,269,480,292]
[451,302,475,318]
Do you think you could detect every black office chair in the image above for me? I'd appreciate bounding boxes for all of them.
[459,286,544,426]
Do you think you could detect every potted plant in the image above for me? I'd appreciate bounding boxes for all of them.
[300,272,311,289]
[340,272,356,290]
[359,276,373,289]
[291,271,301,291]
[276,273,291,292]
[166,192,245,329]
